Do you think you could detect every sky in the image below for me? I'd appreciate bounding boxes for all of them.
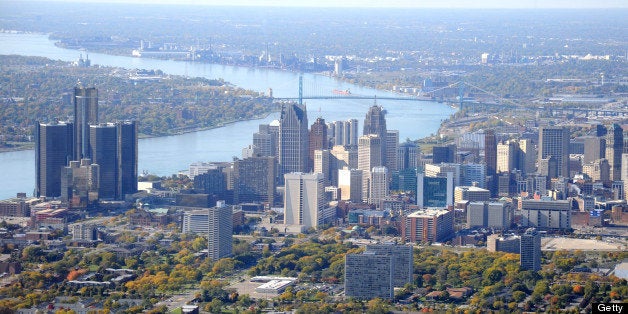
[25,0,628,8]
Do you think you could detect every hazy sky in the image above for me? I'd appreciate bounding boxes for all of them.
[29,0,628,8]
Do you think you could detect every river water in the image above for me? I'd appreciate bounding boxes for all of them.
[0,32,455,199]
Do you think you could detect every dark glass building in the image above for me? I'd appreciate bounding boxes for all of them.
[35,122,74,197]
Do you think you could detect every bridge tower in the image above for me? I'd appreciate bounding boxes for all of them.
[458,82,465,111]
[299,75,303,105]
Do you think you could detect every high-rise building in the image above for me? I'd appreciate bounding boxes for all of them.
[497,141,518,173]
[518,139,537,176]
[284,172,327,229]
[583,136,606,164]
[484,129,497,177]
[61,159,99,206]
[347,118,359,146]
[520,228,541,271]
[338,169,363,202]
[35,122,74,198]
[117,121,138,198]
[208,201,233,261]
[538,126,570,178]
[582,158,610,182]
[364,244,413,287]
[397,141,419,171]
[333,120,344,146]
[363,104,387,166]
[417,172,453,208]
[432,144,456,164]
[309,117,328,171]
[358,134,383,202]
[344,253,393,300]
[402,208,454,243]
[279,104,309,180]
[386,130,399,172]
[466,202,511,229]
[90,123,118,199]
[253,123,278,158]
[454,186,490,203]
[369,166,389,205]
[73,87,98,160]
[234,157,276,205]
[606,123,624,181]
[461,163,486,188]
[313,149,331,186]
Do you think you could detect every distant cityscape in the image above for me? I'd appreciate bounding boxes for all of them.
[0,2,627,313]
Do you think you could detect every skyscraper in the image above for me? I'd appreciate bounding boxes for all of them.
[279,104,309,180]
[35,122,74,197]
[309,117,327,172]
[538,126,570,178]
[90,123,118,199]
[73,87,98,160]
[117,121,138,198]
[358,134,383,202]
[344,253,393,300]
[284,172,325,229]
[365,244,413,287]
[606,123,624,181]
[208,201,233,261]
[363,104,387,166]
[234,156,276,205]
[386,130,399,172]
[347,118,359,146]
[520,228,541,271]
[484,129,497,177]
[369,166,389,205]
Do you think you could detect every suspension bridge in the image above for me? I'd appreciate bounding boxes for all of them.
[270,76,517,111]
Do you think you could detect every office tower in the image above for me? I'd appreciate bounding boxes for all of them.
[606,123,624,181]
[344,253,393,300]
[518,139,537,176]
[432,144,456,164]
[583,136,606,164]
[90,123,118,199]
[365,244,413,287]
[466,202,511,229]
[397,141,419,171]
[279,104,309,180]
[338,169,363,202]
[386,130,399,172]
[538,126,570,178]
[194,168,227,201]
[417,172,453,208]
[284,172,325,229]
[342,120,351,147]
[35,122,74,197]
[208,201,233,261]
[253,123,279,158]
[582,158,610,182]
[454,186,490,203]
[538,156,558,179]
[369,166,389,205]
[347,118,359,146]
[461,163,486,188]
[61,159,99,206]
[182,208,211,234]
[233,157,275,205]
[333,120,344,146]
[309,117,328,171]
[622,154,628,201]
[484,129,497,177]
[73,86,98,160]
[358,134,383,202]
[313,150,331,186]
[117,120,138,198]
[424,163,461,187]
[497,141,518,173]
[402,208,454,243]
[363,104,387,166]
[329,145,351,186]
[241,144,259,159]
[520,228,541,271]
[594,124,608,137]
[520,199,571,230]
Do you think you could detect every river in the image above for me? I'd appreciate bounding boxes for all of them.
[0,32,455,199]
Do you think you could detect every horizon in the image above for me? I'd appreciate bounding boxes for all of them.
[11,0,628,9]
